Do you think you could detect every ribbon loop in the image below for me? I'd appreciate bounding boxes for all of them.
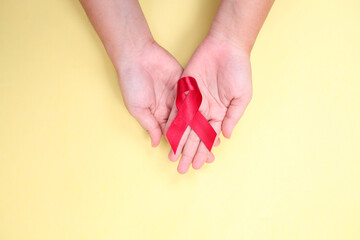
[166,76,217,154]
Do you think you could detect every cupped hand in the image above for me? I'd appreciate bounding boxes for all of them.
[165,35,253,174]
[117,40,183,147]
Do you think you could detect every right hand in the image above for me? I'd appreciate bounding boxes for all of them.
[165,35,253,174]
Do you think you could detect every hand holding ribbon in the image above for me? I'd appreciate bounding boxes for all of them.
[165,35,252,174]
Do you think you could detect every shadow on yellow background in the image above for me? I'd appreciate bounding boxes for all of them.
[0,0,359,239]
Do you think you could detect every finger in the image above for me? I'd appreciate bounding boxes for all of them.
[214,137,221,147]
[192,142,210,169]
[206,152,215,163]
[132,109,162,147]
[222,97,251,139]
[192,120,222,169]
[164,102,178,135]
[177,130,201,174]
[160,83,178,134]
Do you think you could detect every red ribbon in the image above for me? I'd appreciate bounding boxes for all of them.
[166,76,217,154]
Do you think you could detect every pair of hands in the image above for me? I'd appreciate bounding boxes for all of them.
[79,0,274,173]
[118,33,252,174]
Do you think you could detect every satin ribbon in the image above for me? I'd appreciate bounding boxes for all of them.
[166,76,216,154]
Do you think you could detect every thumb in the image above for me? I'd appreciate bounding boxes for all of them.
[132,109,162,147]
[221,98,250,139]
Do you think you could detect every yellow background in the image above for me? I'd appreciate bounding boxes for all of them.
[1,0,360,239]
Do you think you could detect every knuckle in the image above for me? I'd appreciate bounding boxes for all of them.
[146,123,159,133]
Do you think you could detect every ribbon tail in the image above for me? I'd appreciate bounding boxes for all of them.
[190,111,217,152]
[166,114,189,154]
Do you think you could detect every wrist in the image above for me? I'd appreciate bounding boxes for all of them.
[207,25,253,56]
[208,0,263,55]
[112,32,155,72]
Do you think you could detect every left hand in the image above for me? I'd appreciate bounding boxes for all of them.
[165,34,253,174]
[117,41,183,147]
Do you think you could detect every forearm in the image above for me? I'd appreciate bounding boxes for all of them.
[79,0,153,67]
[209,0,274,53]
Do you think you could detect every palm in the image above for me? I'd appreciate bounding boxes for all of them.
[118,41,183,146]
[166,36,252,173]
[187,36,252,123]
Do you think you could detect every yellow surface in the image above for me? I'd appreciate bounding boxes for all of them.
[1,0,360,239]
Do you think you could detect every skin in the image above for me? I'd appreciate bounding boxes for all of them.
[80,0,274,174]
[166,0,275,174]
[79,0,183,147]
[118,41,182,147]
[165,35,252,173]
